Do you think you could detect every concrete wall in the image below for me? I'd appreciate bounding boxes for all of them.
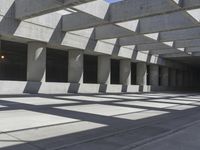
[0,81,150,94]
[0,0,196,95]
[0,0,188,70]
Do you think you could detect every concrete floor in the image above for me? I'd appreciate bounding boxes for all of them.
[0,92,200,150]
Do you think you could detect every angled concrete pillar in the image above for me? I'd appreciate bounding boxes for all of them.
[27,42,46,82]
[161,67,169,87]
[170,69,176,87]
[98,55,110,84]
[136,62,147,85]
[149,65,159,86]
[120,60,131,85]
[68,50,83,83]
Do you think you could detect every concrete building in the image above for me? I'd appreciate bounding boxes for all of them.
[0,0,200,94]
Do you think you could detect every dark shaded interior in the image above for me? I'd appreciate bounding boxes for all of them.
[111,59,120,84]
[131,63,137,85]
[168,68,171,87]
[46,48,68,82]
[147,65,150,85]
[83,55,98,83]
[0,40,27,81]
[158,66,161,86]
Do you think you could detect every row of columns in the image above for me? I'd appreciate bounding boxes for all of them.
[26,42,146,86]
[27,42,195,88]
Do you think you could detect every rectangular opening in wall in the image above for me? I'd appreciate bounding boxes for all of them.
[111,59,120,84]
[158,66,161,86]
[131,62,137,85]
[176,70,179,86]
[46,48,68,82]
[0,40,27,81]
[168,68,171,87]
[147,65,150,85]
[83,55,98,83]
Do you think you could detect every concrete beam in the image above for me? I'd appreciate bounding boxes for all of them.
[109,0,200,23]
[92,11,196,39]
[181,0,200,9]
[185,47,200,52]
[161,53,191,58]
[109,0,180,22]
[62,1,198,33]
[62,12,106,31]
[62,0,200,28]
[138,11,198,34]
[15,0,95,20]
[150,49,182,55]
[119,36,156,46]
[192,52,200,56]
[137,43,173,51]
[62,0,110,31]
[73,0,110,19]
[159,27,200,42]
[174,39,200,48]
[119,35,158,46]
[95,24,134,40]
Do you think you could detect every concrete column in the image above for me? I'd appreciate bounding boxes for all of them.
[170,69,176,87]
[188,71,193,87]
[27,42,46,82]
[120,59,131,85]
[98,55,110,84]
[68,50,83,83]
[177,70,183,87]
[149,65,159,86]
[161,67,169,87]
[136,62,147,85]
[183,71,189,87]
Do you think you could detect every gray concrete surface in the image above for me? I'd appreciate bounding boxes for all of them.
[0,92,200,150]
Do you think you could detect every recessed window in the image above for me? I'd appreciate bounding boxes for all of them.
[158,66,162,86]
[131,63,137,85]
[111,59,120,84]
[46,48,68,82]
[83,55,98,83]
[147,65,150,85]
[0,40,27,81]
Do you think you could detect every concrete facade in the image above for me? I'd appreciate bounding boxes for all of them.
[0,0,199,94]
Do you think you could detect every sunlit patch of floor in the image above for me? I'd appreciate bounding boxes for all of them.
[115,110,169,120]
[174,97,200,101]
[0,110,78,132]
[0,105,6,108]
[0,97,79,106]
[97,95,146,100]
[150,99,194,104]
[57,95,119,102]
[167,105,198,110]
[55,104,145,116]
[115,101,177,109]
[123,94,166,98]
[0,133,37,149]
[6,121,107,142]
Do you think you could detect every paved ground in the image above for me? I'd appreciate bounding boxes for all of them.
[0,92,200,150]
